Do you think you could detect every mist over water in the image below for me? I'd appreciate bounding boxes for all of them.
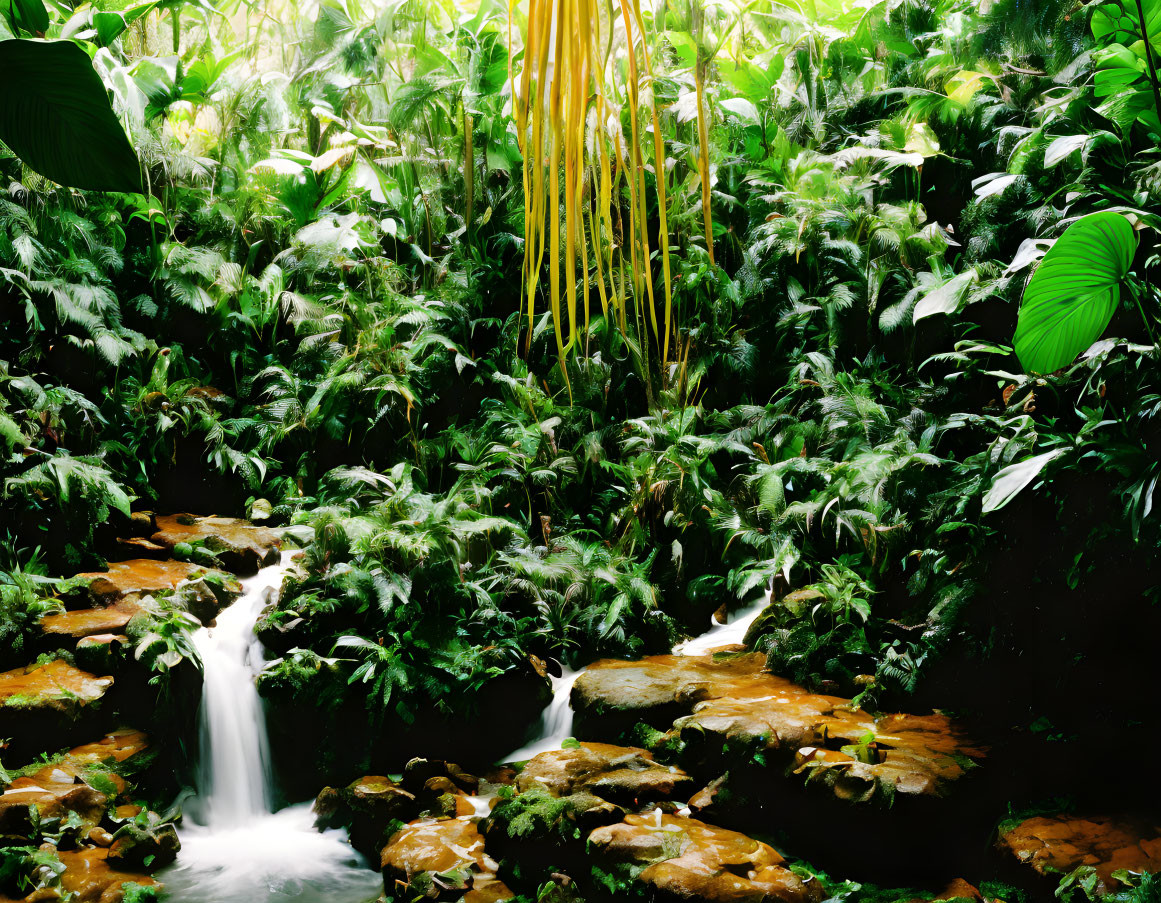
[163,554,381,903]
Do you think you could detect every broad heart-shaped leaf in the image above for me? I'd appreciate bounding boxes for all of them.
[1013,212,1137,374]
[0,39,142,191]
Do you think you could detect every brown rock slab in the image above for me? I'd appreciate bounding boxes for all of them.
[151,513,281,573]
[0,660,113,716]
[112,537,169,561]
[588,812,823,903]
[517,742,695,805]
[42,600,142,640]
[76,559,226,603]
[381,816,511,900]
[58,846,158,902]
[0,731,149,839]
[0,663,119,761]
[998,814,1161,895]
[574,654,984,803]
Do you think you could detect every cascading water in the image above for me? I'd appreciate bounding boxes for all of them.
[502,583,774,762]
[504,667,582,761]
[671,590,771,656]
[163,553,381,903]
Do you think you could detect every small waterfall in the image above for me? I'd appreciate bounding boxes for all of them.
[164,553,381,903]
[504,668,582,761]
[189,561,280,826]
[502,584,773,762]
[671,588,772,656]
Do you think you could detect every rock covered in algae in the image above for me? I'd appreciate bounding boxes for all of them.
[380,815,514,902]
[587,811,823,903]
[997,813,1161,895]
[150,513,281,574]
[573,653,985,803]
[516,741,695,805]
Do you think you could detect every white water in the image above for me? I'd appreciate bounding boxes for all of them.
[502,585,773,762]
[503,667,582,761]
[163,554,381,903]
[671,591,771,656]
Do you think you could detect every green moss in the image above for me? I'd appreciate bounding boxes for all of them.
[120,883,163,903]
[488,788,608,846]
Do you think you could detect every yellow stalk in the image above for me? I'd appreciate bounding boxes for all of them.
[510,0,675,384]
[630,0,674,368]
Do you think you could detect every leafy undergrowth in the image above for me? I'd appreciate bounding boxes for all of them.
[0,0,1160,889]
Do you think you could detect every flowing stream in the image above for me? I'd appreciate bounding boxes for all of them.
[163,554,381,903]
[503,587,772,762]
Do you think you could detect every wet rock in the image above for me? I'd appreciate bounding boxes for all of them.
[574,654,984,804]
[151,514,281,574]
[428,792,460,820]
[447,764,480,795]
[426,777,459,796]
[929,879,982,900]
[0,728,149,826]
[42,600,142,641]
[588,812,823,903]
[167,577,222,626]
[517,742,695,806]
[0,654,112,719]
[74,635,129,675]
[107,821,180,870]
[0,731,150,841]
[127,512,157,538]
[314,775,418,862]
[687,775,727,815]
[75,559,235,605]
[404,758,453,793]
[482,786,624,877]
[57,846,159,902]
[112,537,169,561]
[997,814,1161,896]
[88,827,114,847]
[381,816,511,902]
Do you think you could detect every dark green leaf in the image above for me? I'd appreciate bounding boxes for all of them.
[0,0,48,36]
[0,39,142,192]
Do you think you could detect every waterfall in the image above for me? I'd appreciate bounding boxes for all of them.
[671,590,771,656]
[502,584,773,763]
[189,560,279,827]
[163,553,381,903]
[503,667,582,762]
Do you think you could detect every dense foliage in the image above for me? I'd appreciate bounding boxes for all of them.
[4,0,1161,790]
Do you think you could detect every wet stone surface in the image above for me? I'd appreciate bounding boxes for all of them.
[516,741,696,805]
[588,812,824,903]
[381,815,513,903]
[0,660,113,716]
[151,514,281,574]
[74,559,235,604]
[998,814,1161,895]
[574,654,985,803]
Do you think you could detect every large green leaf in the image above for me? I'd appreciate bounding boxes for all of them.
[0,39,142,192]
[0,0,48,35]
[1013,212,1137,374]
